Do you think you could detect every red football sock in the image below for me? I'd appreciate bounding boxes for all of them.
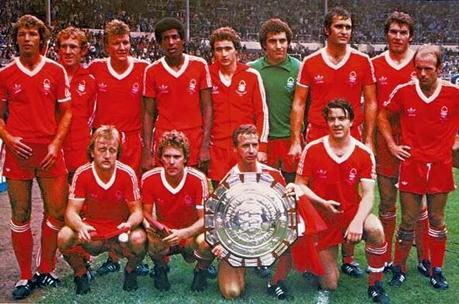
[379,208,396,264]
[37,216,63,274]
[10,219,33,280]
[366,242,387,286]
[429,226,447,268]
[415,207,430,262]
[342,243,355,264]
[393,228,414,273]
[272,252,292,284]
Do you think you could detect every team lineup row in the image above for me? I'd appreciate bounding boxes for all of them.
[0,6,458,303]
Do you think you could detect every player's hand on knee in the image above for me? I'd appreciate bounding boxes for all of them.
[77,223,96,243]
[162,228,187,246]
[344,221,363,243]
[117,222,132,232]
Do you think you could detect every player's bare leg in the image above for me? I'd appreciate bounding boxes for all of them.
[217,260,245,299]
[390,192,422,287]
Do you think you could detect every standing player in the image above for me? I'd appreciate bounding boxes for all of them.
[88,19,148,177]
[0,15,72,299]
[289,7,378,276]
[57,126,146,294]
[296,100,389,304]
[88,19,148,274]
[371,12,430,273]
[57,26,97,183]
[142,130,213,292]
[211,124,293,300]
[143,17,212,173]
[249,18,301,184]
[378,45,459,290]
[208,26,268,185]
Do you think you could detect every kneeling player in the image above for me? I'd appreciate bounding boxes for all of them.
[295,100,389,303]
[58,126,146,294]
[142,130,213,292]
[212,124,294,300]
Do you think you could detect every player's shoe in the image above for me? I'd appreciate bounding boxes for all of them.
[389,266,406,287]
[417,260,431,278]
[96,257,120,276]
[368,281,390,304]
[33,272,61,288]
[123,270,138,291]
[267,280,293,300]
[12,279,35,300]
[136,263,150,276]
[74,273,91,295]
[190,268,208,292]
[254,266,271,278]
[430,267,448,290]
[153,264,171,291]
[206,264,217,279]
[341,262,364,278]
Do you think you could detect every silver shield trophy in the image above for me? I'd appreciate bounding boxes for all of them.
[205,172,297,267]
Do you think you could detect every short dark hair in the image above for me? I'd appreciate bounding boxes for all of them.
[13,14,50,53]
[322,99,355,122]
[384,11,415,38]
[323,7,352,38]
[210,26,242,51]
[87,125,122,161]
[157,130,190,163]
[232,124,258,147]
[258,18,293,49]
[155,17,185,43]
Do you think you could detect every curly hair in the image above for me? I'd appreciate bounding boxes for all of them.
[156,130,190,163]
[210,27,242,51]
[258,18,293,49]
[56,26,88,50]
[154,17,185,43]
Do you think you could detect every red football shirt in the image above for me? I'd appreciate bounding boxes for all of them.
[297,46,375,127]
[143,54,212,130]
[141,167,209,229]
[297,136,375,224]
[384,79,459,162]
[64,65,97,149]
[70,161,140,226]
[88,57,148,132]
[210,62,269,149]
[0,56,70,143]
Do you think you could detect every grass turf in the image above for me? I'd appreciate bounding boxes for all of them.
[39,171,459,304]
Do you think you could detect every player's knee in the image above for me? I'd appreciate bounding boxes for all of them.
[378,203,396,216]
[220,283,243,299]
[11,205,32,223]
[400,212,418,229]
[320,276,338,291]
[428,213,445,229]
[57,226,75,250]
[195,233,209,251]
[129,228,146,247]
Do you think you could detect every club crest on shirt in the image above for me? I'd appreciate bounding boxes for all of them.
[98,82,108,92]
[236,80,247,96]
[314,74,324,84]
[440,106,449,121]
[285,77,295,92]
[347,168,357,183]
[184,194,193,206]
[131,82,140,95]
[348,71,357,86]
[188,79,197,94]
[12,83,22,95]
[42,79,51,94]
[77,80,86,96]
[115,190,124,201]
